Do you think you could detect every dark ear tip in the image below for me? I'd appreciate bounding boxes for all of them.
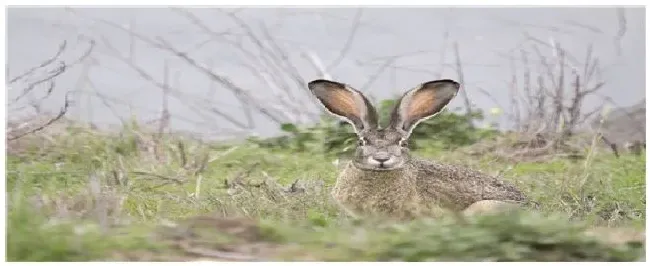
[423,79,461,90]
[308,79,341,91]
[308,79,330,84]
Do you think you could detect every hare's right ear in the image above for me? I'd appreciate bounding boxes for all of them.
[388,79,460,137]
[308,79,379,133]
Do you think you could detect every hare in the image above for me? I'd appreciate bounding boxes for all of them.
[307,78,528,219]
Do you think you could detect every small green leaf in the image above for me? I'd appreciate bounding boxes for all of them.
[281,123,298,133]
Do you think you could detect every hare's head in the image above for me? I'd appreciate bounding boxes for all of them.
[308,79,460,171]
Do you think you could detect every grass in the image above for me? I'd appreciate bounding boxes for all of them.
[5,123,646,261]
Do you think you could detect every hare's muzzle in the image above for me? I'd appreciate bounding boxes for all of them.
[367,151,402,170]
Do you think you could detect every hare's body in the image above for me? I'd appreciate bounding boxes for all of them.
[332,162,421,218]
[308,78,529,219]
[412,158,526,210]
[332,158,527,218]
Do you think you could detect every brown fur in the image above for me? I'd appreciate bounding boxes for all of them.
[411,158,527,210]
[331,158,528,219]
[331,163,422,219]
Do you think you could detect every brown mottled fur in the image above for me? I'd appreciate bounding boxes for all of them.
[332,163,422,219]
[332,158,527,219]
[309,78,529,220]
[411,158,527,210]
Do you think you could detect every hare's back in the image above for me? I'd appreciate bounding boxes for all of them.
[410,158,527,209]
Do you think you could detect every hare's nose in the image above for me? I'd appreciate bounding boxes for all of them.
[373,153,390,163]
[375,157,389,163]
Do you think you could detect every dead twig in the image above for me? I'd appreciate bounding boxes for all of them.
[326,8,363,72]
[7,92,73,141]
[8,41,67,84]
[452,42,474,129]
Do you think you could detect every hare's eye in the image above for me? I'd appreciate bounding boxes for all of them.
[358,137,368,146]
[399,138,408,147]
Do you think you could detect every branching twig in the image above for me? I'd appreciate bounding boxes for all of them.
[7,36,95,144]
[326,8,363,72]
[8,41,67,84]
[7,92,73,141]
[614,7,627,56]
[452,41,474,128]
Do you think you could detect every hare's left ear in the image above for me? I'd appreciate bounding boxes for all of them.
[308,79,379,134]
[388,79,460,136]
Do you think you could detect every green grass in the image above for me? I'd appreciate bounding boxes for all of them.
[5,125,646,261]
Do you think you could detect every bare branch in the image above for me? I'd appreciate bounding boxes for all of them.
[563,20,604,34]
[172,8,311,123]
[508,54,522,130]
[98,34,253,130]
[437,13,451,80]
[614,7,627,56]
[155,36,288,124]
[11,63,65,103]
[158,59,171,138]
[474,86,506,113]
[452,41,474,127]
[326,8,363,72]
[8,41,67,84]
[359,58,396,94]
[7,36,95,144]
[7,92,73,141]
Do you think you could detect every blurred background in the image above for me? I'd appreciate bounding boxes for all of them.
[6,7,646,141]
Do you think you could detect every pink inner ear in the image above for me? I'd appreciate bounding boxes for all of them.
[328,89,361,119]
[407,88,437,120]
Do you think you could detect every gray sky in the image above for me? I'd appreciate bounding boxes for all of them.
[6,7,646,139]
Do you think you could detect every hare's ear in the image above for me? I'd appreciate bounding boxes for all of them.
[388,79,460,136]
[308,79,379,133]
